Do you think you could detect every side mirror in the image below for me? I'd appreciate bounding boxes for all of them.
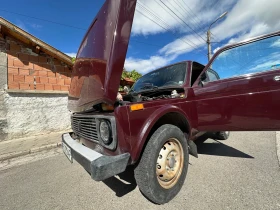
[200,73,207,81]
[199,73,207,87]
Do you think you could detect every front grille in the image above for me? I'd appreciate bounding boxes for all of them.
[71,115,99,142]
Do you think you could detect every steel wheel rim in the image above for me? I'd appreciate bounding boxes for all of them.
[156,138,184,189]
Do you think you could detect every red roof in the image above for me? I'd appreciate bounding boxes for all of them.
[123,77,135,82]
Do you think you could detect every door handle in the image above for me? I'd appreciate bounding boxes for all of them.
[274,76,280,81]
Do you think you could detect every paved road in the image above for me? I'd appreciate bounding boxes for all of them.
[0,132,280,210]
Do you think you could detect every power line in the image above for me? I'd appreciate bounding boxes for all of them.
[212,0,222,8]
[0,7,172,49]
[137,1,200,49]
[179,0,220,41]
[180,0,203,28]
[0,6,198,51]
[0,9,86,31]
[169,0,207,44]
[153,0,181,26]
[159,0,206,42]
[125,44,206,65]
[124,51,206,65]
[177,0,214,41]
[130,39,164,47]
[135,8,198,49]
[170,0,207,42]
[0,5,206,60]
[137,2,172,31]
[175,0,201,30]
[135,9,169,33]
[152,0,202,47]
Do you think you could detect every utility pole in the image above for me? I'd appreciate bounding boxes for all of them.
[207,30,211,61]
[207,12,228,61]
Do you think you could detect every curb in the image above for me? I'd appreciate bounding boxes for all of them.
[0,142,61,161]
[276,132,280,167]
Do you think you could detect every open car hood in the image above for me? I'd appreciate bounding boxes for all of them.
[68,0,137,112]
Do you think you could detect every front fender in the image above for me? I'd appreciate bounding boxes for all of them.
[130,104,192,162]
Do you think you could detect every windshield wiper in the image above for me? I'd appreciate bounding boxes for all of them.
[140,85,158,90]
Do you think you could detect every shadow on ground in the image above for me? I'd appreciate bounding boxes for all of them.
[102,132,253,197]
[102,165,137,197]
[195,133,254,159]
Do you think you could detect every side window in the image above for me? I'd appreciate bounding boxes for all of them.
[206,69,219,82]
[210,36,280,80]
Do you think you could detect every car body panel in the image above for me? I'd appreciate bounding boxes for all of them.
[127,100,193,161]
[67,0,280,164]
[193,70,280,131]
[68,0,137,112]
[192,31,280,131]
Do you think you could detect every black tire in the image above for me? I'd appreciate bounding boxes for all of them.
[216,131,230,140]
[134,124,189,204]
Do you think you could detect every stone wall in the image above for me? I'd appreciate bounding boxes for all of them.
[3,92,70,140]
[0,33,72,141]
[0,34,8,140]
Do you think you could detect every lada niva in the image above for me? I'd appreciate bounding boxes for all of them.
[62,0,280,204]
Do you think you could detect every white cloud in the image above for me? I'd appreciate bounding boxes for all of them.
[213,47,221,54]
[127,0,280,74]
[15,20,28,32]
[159,33,205,57]
[28,23,42,29]
[65,53,77,58]
[211,0,280,45]
[271,39,280,48]
[124,55,176,74]
[132,0,235,37]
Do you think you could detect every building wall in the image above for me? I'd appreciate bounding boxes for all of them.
[6,36,71,91]
[0,33,72,141]
[4,92,71,140]
[0,35,8,140]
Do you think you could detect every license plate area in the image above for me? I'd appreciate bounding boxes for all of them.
[62,142,73,163]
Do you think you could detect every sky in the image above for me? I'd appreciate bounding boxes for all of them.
[1,0,280,75]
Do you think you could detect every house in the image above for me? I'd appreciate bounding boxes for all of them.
[120,77,135,87]
[0,17,73,141]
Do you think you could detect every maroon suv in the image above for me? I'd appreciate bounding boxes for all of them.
[62,0,280,204]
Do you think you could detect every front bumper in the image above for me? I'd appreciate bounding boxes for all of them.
[62,133,130,181]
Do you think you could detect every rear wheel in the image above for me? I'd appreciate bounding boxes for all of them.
[216,131,230,140]
[134,124,189,204]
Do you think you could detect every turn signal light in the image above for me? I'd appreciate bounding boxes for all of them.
[130,103,144,111]
[101,103,114,111]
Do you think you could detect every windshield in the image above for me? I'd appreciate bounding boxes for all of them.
[131,62,187,92]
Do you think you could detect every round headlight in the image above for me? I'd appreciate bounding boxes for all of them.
[99,120,112,145]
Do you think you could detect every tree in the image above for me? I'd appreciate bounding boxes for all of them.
[72,57,76,63]
[129,70,142,81]
[122,69,142,81]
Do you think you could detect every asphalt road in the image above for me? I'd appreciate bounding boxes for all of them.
[0,132,280,210]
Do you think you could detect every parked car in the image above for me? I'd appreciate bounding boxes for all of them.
[62,0,280,204]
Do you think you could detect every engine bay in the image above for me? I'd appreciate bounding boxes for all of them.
[122,88,185,103]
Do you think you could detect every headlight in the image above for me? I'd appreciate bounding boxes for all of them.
[99,120,112,145]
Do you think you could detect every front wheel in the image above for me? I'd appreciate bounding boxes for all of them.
[134,124,189,204]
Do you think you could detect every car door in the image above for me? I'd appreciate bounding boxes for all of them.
[192,31,280,131]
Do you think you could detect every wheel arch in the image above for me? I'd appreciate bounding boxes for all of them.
[131,105,192,163]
